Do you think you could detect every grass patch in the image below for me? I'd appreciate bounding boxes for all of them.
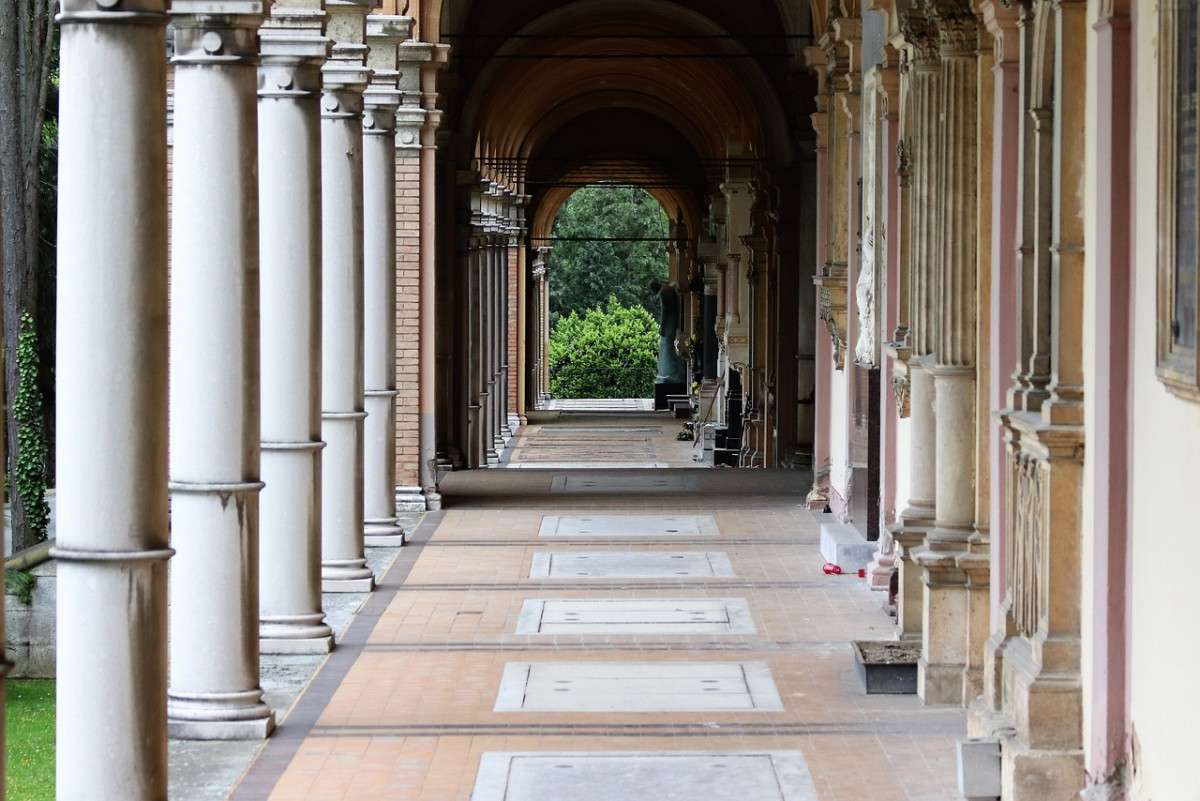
[7,679,54,800]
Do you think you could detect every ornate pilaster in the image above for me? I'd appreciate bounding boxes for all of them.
[885,7,942,646]
[167,0,275,738]
[256,0,335,653]
[361,15,412,546]
[913,0,982,707]
[319,0,375,591]
[992,2,1087,794]
[54,0,172,788]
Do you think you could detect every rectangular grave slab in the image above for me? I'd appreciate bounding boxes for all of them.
[515,598,756,634]
[471,751,817,801]
[494,661,783,712]
[538,515,718,538]
[529,551,735,579]
[550,474,701,492]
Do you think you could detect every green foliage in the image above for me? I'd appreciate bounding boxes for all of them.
[548,185,669,324]
[549,299,658,399]
[14,312,49,543]
[6,680,55,801]
[5,570,37,605]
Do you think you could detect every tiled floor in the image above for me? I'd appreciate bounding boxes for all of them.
[229,412,965,800]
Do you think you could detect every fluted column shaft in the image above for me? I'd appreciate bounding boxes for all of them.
[362,15,411,544]
[320,2,375,591]
[257,4,334,653]
[54,0,171,790]
[902,20,940,523]
[930,23,980,542]
[167,1,274,739]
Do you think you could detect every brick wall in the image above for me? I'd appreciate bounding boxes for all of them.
[508,246,520,413]
[394,152,422,486]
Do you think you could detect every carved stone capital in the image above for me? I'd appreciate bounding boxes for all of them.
[926,0,979,54]
[899,10,940,67]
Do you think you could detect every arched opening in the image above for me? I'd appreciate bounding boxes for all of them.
[539,184,671,405]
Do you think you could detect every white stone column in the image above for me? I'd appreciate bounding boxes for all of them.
[320,0,375,591]
[257,0,334,654]
[54,0,171,790]
[168,0,274,739]
[362,15,411,546]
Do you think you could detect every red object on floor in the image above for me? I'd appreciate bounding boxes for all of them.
[822,563,842,575]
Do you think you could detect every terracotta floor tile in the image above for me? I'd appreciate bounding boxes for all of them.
[237,413,966,800]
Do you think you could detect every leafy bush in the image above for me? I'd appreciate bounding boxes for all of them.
[549,299,658,399]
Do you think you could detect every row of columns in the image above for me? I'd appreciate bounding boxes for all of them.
[461,180,523,466]
[811,2,1090,795]
[55,0,435,793]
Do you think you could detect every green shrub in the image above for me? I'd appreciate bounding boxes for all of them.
[549,298,658,399]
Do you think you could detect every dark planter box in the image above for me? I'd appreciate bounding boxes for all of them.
[852,640,919,695]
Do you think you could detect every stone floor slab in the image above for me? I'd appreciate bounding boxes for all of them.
[515,598,756,634]
[550,474,702,492]
[494,661,783,711]
[529,551,736,579]
[471,751,818,801]
[538,514,718,537]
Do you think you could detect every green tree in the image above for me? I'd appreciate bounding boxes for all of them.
[548,185,669,324]
[549,298,658,399]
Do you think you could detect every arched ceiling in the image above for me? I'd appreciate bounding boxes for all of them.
[418,0,817,235]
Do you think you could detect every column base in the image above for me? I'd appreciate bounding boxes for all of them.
[321,559,375,593]
[865,547,896,591]
[260,615,335,654]
[168,714,276,741]
[395,485,426,511]
[364,517,405,547]
[423,486,443,511]
[168,690,276,741]
[918,657,967,706]
[261,634,335,655]
[1003,743,1084,801]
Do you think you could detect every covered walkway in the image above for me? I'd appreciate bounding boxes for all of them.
[226,415,964,800]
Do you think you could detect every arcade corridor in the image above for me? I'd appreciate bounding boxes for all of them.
[220,415,964,799]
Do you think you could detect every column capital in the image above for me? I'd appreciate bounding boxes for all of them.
[927,0,980,54]
[321,0,372,95]
[171,0,265,64]
[364,15,413,131]
[899,9,940,67]
[59,0,165,24]
[258,6,329,96]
